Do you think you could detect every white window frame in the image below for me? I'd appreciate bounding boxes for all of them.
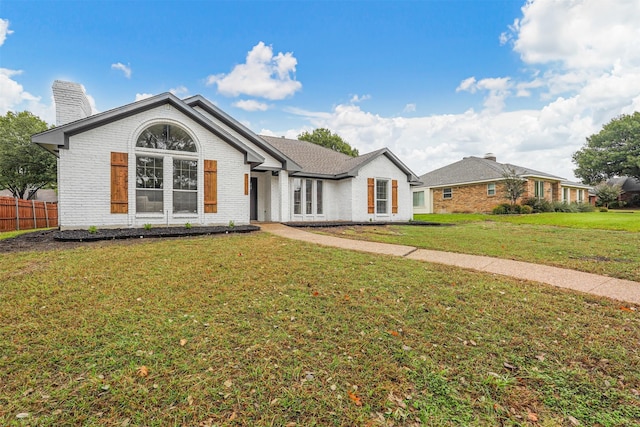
[413,191,425,207]
[376,179,389,214]
[487,183,496,196]
[292,178,324,218]
[134,123,199,217]
[443,188,453,199]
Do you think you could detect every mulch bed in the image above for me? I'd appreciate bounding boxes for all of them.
[0,225,259,254]
[1,221,450,254]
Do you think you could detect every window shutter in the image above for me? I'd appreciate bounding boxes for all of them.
[367,178,375,214]
[392,179,398,214]
[244,173,249,196]
[204,160,217,213]
[110,152,128,214]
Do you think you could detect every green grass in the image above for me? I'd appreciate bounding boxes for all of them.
[0,229,51,240]
[416,211,640,232]
[1,233,639,426]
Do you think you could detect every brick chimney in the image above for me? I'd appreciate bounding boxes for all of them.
[52,80,93,126]
[484,153,497,161]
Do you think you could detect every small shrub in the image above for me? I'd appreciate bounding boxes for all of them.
[522,197,554,213]
[144,223,152,230]
[608,200,627,209]
[88,226,97,234]
[599,207,609,212]
[576,203,595,212]
[185,222,192,229]
[492,204,508,215]
[553,202,578,213]
[228,220,235,228]
[630,194,640,207]
[519,204,533,214]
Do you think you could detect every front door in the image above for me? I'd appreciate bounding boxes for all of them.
[250,177,258,220]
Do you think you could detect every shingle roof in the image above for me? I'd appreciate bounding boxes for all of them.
[260,135,353,175]
[608,176,640,192]
[418,156,565,187]
[259,135,420,182]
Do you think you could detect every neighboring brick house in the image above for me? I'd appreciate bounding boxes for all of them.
[32,81,421,230]
[607,176,640,206]
[413,154,591,214]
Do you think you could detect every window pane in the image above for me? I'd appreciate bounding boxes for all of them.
[136,189,163,213]
[413,191,425,207]
[443,188,452,199]
[136,156,163,189]
[173,190,197,213]
[293,179,301,215]
[173,159,198,190]
[305,179,313,214]
[376,180,388,213]
[316,181,323,215]
[488,183,496,196]
[136,124,196,152]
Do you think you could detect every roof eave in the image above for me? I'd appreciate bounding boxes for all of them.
[185,96,302,172]
[31,93,266,165]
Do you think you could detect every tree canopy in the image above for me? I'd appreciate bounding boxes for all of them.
[572,112,640,185]
[0,111,56,199]
[298,128,359,157]
[593,183,622,208]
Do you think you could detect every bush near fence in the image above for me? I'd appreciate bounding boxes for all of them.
[0,196,58,232]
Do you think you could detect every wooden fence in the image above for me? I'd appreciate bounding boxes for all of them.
[0,196,58,232]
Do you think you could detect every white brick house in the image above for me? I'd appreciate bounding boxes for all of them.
[32,81,420,230]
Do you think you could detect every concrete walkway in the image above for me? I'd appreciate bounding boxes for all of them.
[259,223,640,305]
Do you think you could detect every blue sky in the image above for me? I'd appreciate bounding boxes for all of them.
[2,0,640,180]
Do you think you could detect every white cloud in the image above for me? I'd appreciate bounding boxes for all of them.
[0,18,13,46]
[403,103,416,113]
[456,76,512,112]
[206,41,302,100]
[350,94,371,103]
[233,99,269,111]
[0,68,56,123]
[169,86,189,97]
[111,62,132,78]
[135,93,154,102]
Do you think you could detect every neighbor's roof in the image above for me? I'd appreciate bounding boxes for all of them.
[260,135,421,183]
[418,156,565,187]
[608,176,640,192]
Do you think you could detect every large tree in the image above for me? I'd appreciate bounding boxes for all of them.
[298,128,359,157]
[0,111,56,199]
[572,112,640,185]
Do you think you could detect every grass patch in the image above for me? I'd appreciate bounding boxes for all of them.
[416,211,640,232]
[0,229,51,240]
[1,233,639,425]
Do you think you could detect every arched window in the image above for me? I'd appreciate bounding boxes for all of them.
[135,124,198,214]
[136,124,196,152]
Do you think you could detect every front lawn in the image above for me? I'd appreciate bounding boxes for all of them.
[317,214,640,282]
[1,233,639,426]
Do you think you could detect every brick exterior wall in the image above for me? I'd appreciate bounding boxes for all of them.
[432,182,506,213]
[431,178,566,213]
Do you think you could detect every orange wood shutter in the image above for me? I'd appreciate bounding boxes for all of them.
[244,173,249,196]
[392,179,398,214]
[110,152,128,214]
[367,178,375,214]
[204,160,218,213]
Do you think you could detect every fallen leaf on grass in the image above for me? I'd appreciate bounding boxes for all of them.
[620,306,633,312]
[348,391,362,406]
[179,339,187,346]
[137,366,149,377]
[223,379,233,388]
[229,411,237,421]
[388,330,399,337]
[527,410,538,422]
